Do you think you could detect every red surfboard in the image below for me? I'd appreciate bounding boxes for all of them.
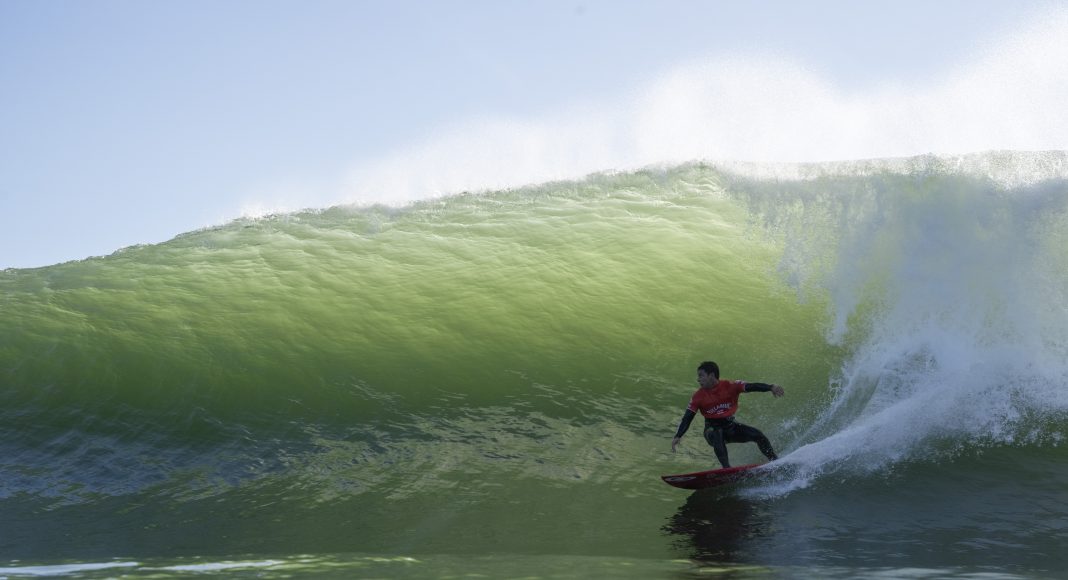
[661,463,765,490]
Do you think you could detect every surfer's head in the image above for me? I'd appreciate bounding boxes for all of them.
[697,361,720,387]
[697,361,720,378]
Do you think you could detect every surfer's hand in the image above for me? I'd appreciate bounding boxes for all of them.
[771,384,785,397]
[671,437,681,453]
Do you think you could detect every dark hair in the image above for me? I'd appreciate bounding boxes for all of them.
[697,361,720,379]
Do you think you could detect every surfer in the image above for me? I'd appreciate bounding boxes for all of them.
[671,361,784,468]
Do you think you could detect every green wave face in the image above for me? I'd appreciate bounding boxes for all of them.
[2,165,830,421]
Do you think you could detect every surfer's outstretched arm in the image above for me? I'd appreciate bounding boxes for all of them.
[745,382,785,397]
[671,409,696,452]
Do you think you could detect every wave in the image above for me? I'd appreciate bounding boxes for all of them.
[2,152,1067,513]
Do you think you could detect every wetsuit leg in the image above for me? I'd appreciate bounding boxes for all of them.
[727,422,778,461]
[703,427,731,468]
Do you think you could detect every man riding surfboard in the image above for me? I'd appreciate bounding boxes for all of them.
[671,361,784,468]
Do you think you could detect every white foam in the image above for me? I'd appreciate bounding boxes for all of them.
[156,559,283,572]
[744,153,1068,492]
[0,561,139,576]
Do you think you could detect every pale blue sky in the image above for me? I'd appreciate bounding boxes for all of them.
[0,0,1060,269]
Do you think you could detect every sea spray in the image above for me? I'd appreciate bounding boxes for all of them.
[724,155,1068,491]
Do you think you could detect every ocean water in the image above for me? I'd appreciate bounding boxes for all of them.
[2,152,1068,579]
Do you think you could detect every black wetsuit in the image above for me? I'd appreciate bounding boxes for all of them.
[674,382,779,468]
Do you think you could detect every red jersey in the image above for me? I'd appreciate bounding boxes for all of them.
[687,379,748,419]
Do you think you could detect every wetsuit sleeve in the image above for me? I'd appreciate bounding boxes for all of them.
[744,382,774,392]
[674,409,697,438]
